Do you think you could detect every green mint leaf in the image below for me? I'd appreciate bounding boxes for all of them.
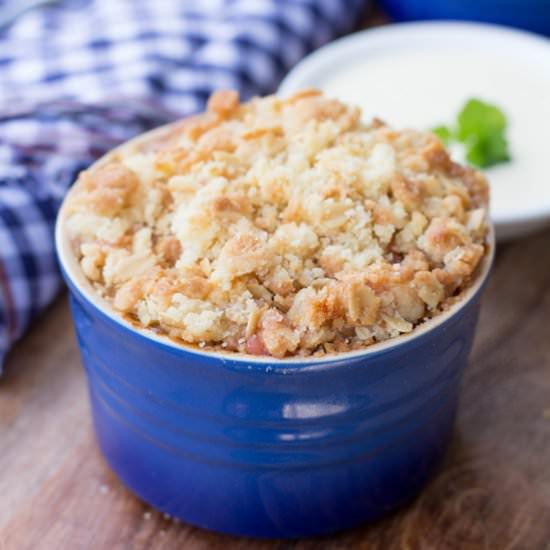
[466,133,511,169]
[484,133,511,166]
[434,97,511,169]
[432,125,452,145]
[457,98,507,142]
[464,138,485,168]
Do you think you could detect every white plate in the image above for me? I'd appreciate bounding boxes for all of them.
[279,22,550,241]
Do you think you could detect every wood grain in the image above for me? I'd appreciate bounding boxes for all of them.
[1,227,550,550]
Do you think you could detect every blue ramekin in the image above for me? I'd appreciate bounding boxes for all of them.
[380,0,550,36]
[55,128,494,538]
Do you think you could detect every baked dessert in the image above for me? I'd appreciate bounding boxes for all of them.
[64,89,489,358]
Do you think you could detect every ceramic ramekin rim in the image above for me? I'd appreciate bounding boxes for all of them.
[55,122,495,368]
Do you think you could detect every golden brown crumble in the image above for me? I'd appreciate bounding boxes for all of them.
[64,90,489,358]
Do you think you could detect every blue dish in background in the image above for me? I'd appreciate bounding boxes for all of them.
[55,128,494,539]
[381,0,550,35]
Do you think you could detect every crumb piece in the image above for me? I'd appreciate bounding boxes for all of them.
[78,163,139,216]
[207,90,240,118]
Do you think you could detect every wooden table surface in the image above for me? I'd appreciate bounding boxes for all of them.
[1,226,549,550]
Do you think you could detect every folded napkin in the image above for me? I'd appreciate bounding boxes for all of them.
[0,0,369,369]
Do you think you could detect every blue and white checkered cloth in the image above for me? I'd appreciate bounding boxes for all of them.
[0,0,369,369]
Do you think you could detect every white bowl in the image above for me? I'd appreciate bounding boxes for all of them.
[279,22,550,241]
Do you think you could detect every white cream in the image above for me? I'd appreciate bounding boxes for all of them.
[320,49,550,222]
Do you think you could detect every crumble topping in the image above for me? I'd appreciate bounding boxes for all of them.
[64,89,489,358]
